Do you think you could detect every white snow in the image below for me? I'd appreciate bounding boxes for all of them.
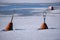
[0,0,60,3]
[0,14,60,40]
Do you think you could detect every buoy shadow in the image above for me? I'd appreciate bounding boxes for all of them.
[38,27,56,30]
[48,28,56,29]
[0,29,25,32]
[14,29,25,30]
[37,28,48,30]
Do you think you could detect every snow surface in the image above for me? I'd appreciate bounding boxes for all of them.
[0,14,60,40]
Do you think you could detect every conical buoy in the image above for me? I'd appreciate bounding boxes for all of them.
[40,22,48,29]
[49,6,54,10]
[4,15,13,31]
[39,13,48,30]
[5,22,13,31]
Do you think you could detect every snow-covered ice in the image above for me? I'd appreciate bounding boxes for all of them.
[0,14,60,40]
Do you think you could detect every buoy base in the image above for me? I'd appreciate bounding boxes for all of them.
[5,22,13,31]
[40,23,48,30]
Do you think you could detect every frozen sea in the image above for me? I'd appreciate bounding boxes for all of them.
[0,3,60,40]
[0,14,60,40]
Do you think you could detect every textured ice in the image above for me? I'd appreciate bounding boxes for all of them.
[0,14,60,40]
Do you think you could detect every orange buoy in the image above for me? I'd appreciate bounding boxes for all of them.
[40,13,48,30]
[40,22,48,29]
[49,6,54,10]
[5,22,13,31]
[4,15,13,31]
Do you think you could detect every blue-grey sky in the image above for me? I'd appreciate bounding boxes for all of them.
[0,0,60,3]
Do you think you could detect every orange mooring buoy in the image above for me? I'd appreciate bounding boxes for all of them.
[5,22,13,31]
[40,22,48,29]
[40,13,48,30]
[5,15,13,31]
